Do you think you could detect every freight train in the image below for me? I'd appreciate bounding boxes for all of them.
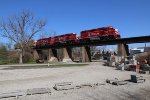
[34,26,120,47]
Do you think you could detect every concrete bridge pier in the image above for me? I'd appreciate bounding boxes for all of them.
[62,47,73,63]
[33,49,45,60]
[48,49,58,63]
[117,44,129,61]
[33,50,40,60]
[81,46,91,62]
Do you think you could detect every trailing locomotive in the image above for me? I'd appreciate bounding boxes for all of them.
[34,26,120,47]
[34,33,78,47]
[54,33,78,44]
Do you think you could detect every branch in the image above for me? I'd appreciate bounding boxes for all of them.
[26,19,46,44]
[0,22,17,43]
[0,10,47,49]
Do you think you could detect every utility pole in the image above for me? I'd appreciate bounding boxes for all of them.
[145,43,147,47]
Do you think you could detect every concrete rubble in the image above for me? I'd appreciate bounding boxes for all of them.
[53,82,105,91]
[139,64,150,74]
[106,78,128,86]
[62,58,74,63]
[107,55,150,74]
[0,62,149,100]
[131,75,146,83]
[53,82,79,91]
[76,83,95,88]
[26,88,51,95]
[116,63,125,71]
[0,75,146,99]
[0,91,25,99]
[0,82,105,99]
[106,74,146,86]
[48,57,58,63]
[0,88,51,99]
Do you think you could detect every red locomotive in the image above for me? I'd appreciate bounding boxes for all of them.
[35,37,49,47]
[53,33,77,44]
[80,26,120,41]
[34,26,120,47]
[34,33,78,47]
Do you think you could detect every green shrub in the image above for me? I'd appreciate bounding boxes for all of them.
[0,45,8,64]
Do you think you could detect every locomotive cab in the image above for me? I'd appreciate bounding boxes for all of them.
[114,28,121,38]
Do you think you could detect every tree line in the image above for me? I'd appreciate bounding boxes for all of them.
[0,10,47,64]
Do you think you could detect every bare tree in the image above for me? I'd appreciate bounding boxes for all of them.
[38,30,58,39]
[0,10,46,63]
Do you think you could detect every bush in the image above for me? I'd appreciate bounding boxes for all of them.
[0,45,8,64]
[23,52,34,63]
[7,51,19,64]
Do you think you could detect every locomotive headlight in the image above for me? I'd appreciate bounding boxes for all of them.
[115,29,119,32]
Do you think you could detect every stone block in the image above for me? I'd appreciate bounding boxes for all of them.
[62,58,73,63]
[106,79,127,86]
[109,62,116,67]
[48,57,58,63]
[55,82,73,86]
[112,81,128,86]
[145,71,150,74]
[77,83,94,88]
[116,63,125,70]
[0,91,25,99]
[131,75,146,83]
[53,85,79,91]
[53,82,77,91]
[129,60,137,65]
[26,88,51,95]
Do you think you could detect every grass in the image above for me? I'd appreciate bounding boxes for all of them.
[48,63,88,67]
[24,61,48,64]
[1,63,89,70]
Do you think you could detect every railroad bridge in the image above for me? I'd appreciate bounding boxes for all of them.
[33,35,150,62]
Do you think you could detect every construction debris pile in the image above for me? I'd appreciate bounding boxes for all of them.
[106,74,145,86]
[106,53,150,75]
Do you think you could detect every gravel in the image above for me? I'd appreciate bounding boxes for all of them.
[0,62,150,100]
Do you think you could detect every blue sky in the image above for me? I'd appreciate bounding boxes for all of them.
[0,0,150,48]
